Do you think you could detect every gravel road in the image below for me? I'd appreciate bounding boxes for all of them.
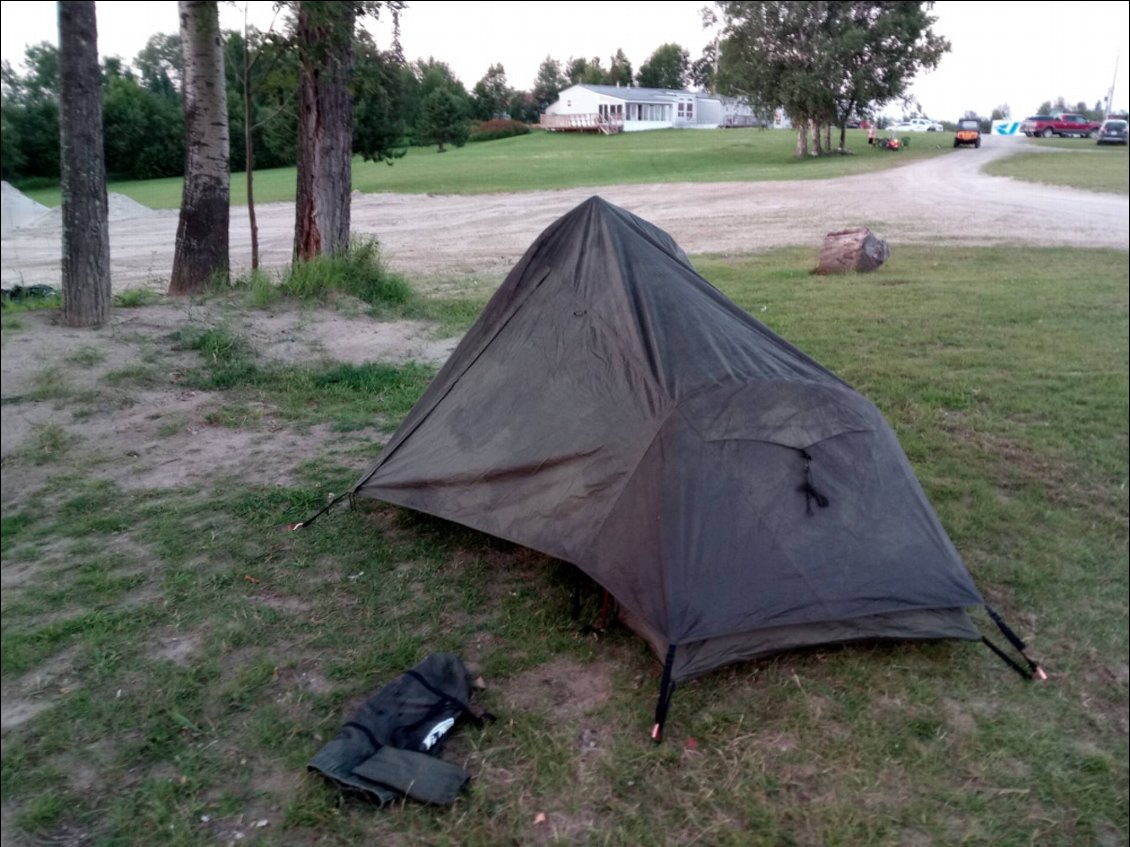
[2,134,1126,291]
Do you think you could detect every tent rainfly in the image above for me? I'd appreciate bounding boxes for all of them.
[349,197,1044,739]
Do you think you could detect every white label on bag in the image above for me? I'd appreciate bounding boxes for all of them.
[422,717,456,750]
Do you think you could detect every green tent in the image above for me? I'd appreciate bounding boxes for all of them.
[351,198,1042,737]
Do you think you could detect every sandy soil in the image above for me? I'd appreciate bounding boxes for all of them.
[0,300,459,510]
[2,134,1127,292]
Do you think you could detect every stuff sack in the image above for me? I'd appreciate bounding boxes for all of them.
[308,652,486,806]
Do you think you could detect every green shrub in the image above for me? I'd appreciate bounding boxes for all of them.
[29,423,70,464]
[9,176,60,193]
[173,326,248,361]
[469,119,533,142]
[1,287,61,312]
[280,238,414,309]
[113,289,162,308]
[232,269,282,308]
[171,325,260,388]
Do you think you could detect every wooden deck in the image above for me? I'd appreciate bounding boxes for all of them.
[539,113,625,135]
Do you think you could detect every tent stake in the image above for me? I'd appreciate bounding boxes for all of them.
[651,645,678,743]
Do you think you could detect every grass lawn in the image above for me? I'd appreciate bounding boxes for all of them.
[21,127,956,209]
[1,245,1127,846]
[985,140,1129,194]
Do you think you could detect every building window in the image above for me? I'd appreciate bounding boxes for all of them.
[687,102,694,119]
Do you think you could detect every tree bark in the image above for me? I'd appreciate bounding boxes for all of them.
[244,27,259,270]
[294,1,354,261]
[169,0,230,295]
[794,119,809,157]
[816,227,890,275]
[58,0,111,328]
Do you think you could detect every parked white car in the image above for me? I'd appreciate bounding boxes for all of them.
[889,118,944,132]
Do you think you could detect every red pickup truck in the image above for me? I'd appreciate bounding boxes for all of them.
[1020,113,1102,138]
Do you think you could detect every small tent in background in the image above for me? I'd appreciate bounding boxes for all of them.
[352,197,1041,738]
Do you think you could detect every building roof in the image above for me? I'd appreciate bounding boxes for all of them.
[571,84,717,103]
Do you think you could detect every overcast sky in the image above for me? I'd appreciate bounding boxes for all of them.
[2,1,1127,120]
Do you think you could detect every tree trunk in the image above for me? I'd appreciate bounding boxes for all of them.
[824,123,832,153]
[794,120,809,157]
[169,0,229,295]
[58,0,111,328]
[816,227,890,275]
[811,122,824,156]
[294,1,354,261]
[244,29,259,270]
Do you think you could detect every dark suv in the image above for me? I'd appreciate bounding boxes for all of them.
[1096,119,1128,146]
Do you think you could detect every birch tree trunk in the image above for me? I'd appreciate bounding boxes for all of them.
[58,0,111,328]
[794,119,809,157]
[294,1,354,261]
[244,29,259,270]
[169,0,230,295]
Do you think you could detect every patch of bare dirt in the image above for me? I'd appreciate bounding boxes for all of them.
[0,553,62,596]
[151,631,205,667]
[1,646,81,732]
[525,809,602,845]
[0,806,33,847]
[246,589,315,616]
[501,657,613,722]
[0,698,54,734]
[48,741,119,796]
[941,697,977,735]
[0,299,456,513]
[192,754,302,846]
[275,666,333,697]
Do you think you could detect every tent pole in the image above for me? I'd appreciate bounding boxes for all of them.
[983,605,1047,680]
[650,645,678,743]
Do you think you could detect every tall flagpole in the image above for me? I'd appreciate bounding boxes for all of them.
[1107,51,1120,117]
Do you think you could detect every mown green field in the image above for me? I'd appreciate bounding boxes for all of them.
[988,139,1130,194]
[22,127,955,209]
[2,245,1126,846]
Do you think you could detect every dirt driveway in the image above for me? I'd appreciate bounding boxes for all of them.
[2,135,1127,291]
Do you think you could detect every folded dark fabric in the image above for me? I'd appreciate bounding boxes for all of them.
[308,652,481,807]
[307,724,399,806]
[353,746,470,806]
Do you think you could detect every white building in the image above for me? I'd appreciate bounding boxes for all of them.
[541,84,723,133]
[719,96,759,128]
